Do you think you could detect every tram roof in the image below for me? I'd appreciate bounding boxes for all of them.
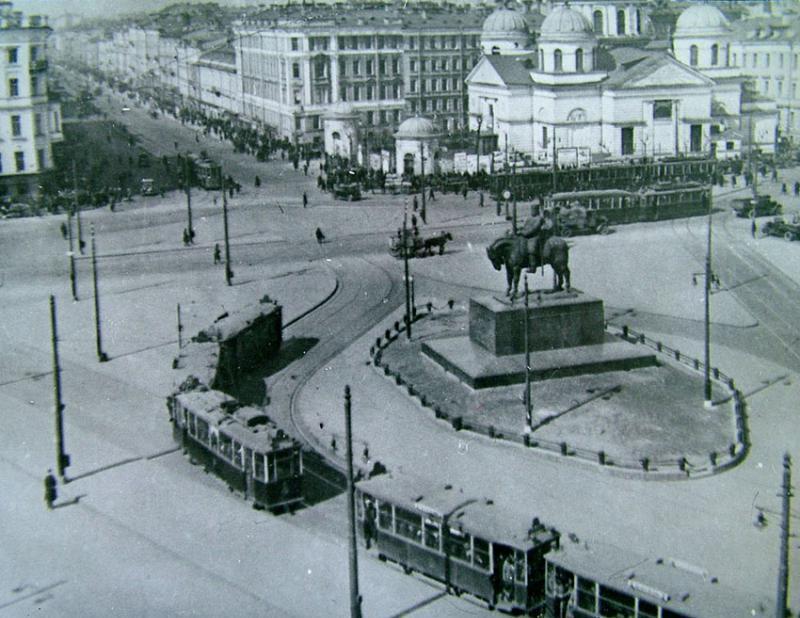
[219,413,297,453]
[450,500,558,550]
[545,538,773,618]
[358,474,474,519]
[198,300,280,343]
[550,189,634,199]
[174,388,233,414]
[172,341,219,391]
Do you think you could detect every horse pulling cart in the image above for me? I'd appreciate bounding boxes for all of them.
[390,230,453,258]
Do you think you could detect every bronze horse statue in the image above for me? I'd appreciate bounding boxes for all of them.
[486,234,571,298]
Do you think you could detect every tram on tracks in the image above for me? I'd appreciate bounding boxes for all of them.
[169,389,304,512]
[546,183,710,226]
[490,157,717,201]
[356,474,559,614]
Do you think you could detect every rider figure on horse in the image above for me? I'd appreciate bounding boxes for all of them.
[519,208,554,271]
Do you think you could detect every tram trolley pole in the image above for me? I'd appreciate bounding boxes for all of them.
[344,386,363,618]
[50,295,70,481]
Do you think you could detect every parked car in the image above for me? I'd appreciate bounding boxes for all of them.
[731,195,781,218]
[760,216,800,241]
[333,182,362,201]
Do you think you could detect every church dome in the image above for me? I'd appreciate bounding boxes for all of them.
[395,116,437,139]
[482,7,529,35]
[540,6,593,39]
[674,5,730,36]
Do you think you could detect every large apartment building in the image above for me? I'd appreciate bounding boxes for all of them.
[234,6,486,147]
[0,1,62,198]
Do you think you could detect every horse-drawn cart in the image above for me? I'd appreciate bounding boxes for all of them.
[389,230,452,258]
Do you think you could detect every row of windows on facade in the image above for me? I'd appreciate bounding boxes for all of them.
[7,112,55,137]
[409,96,465,114]
[540,48,594,73]
[295,108,404,131]
[735,50,799,70]
[590,8,643,36]
[0,149,46,173]
[758,78,797,99]
[308,55,478,80]
[4,45,43,65]
[6,76,44,97]
[299,34,480,53]
[339,82,402,101]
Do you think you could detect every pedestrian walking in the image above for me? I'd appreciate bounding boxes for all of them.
[782,182,787,194]
[255,175,261,188]
[411,213,418,228]
[315,227,325,244]
[462,185,468,200]
[174,141,178,150]
[303,191,308,208]
[213,243,221,264]
[771,168,778,182]
[479,191,485,208]
[412,195,418,212]
[303,163,309,176]
[428,187,435,201]
[795,181,800,196]
[60,221,68,240]
[751,219,757,238]
[44,470,57,510]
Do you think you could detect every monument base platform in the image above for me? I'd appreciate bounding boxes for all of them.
[422,334,658,389]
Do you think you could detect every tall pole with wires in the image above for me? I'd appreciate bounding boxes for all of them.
[403,211,412,340]
[91,225,109,362]
[66,210,77,301]
[344,386,362,618]
[50,295,70,481]
[221,171,233,286]
[184,154,194,243]
[775,453,791,618]
[72,161,84,255]
[524,274,532,433]
[704,189,713,407]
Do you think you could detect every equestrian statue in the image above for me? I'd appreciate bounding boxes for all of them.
[486,209,571,299]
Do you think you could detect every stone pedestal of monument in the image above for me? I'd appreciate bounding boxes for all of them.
[423,290,656,389]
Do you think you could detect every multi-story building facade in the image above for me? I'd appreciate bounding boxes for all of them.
[234,6,485,148]
[0,1,62,198]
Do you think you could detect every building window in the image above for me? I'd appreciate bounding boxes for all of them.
[367,59,373,74]
[777,81,783,96]
[752,53,757,67]
[576,49,584,72]
[367,111,374,125]
[410,79,416,93]
[392,58,399,74]
[11,115,21,137]
[711,44,718,66]
[31,76,40,95]
[35,113,43,135]
[9,78,18,97]
[621,127,634,155]
[554,49,563,72]
[292,63,300,79]
[593,10,603,34]
[339,59,346,76]
[732,52,738,66]
[7,47,18,64]
[30,45,38,61]
[379,59,386,74]
[53,110,60,132]
[726,141,735,151]
[616,9,626,35]
[764,53,770,68]
[291,37,299,51]
[779,54,784,68]
[352,60,360,76]
[367,84,373,99]
[635,9,641,33]
[542,125,548,148]
[15,151,25,172]
[690,45,698,67]
[653,100,672,120]
[37,149,45,170]
[410,59,416,72]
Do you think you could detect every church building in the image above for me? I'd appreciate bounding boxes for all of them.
[465,4,777,164]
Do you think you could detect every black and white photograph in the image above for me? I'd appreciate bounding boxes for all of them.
[0,0,798,615]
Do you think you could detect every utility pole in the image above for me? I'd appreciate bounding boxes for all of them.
[776,453,792,618]
[344,386,362,618]
[524,274,532,433]
[50,295,70,481]
[177,303,183,350]
[66,211,77,301]
[221,171,233,286]
[419,141,426,224]
[552,126,558,193]
[72,161,84,255]
[90,225,109,362]
[511,147,518,235]
[704,189,713,407]
[403,211,412,340]
[184,154,194,243]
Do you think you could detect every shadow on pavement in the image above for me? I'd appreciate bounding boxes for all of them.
[386,591,448,618]
[235,337,319,407]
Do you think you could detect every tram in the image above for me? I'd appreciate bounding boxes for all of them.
[546,183,709,226]
[169,390,303,512]
[356,474,559,614]
[491,156,716,201]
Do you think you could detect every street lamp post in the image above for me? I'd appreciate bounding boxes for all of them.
[403,211,412,340]
[419,141,426,224]
[50,295,70,481]
[344,386,363,618]
[72,161,85,255]
[184,154,194,243]
[704,189,713,408]
[221,171,233,286]
[90,225,109,362]
[66,211,78,301]
[524,274,532,433]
